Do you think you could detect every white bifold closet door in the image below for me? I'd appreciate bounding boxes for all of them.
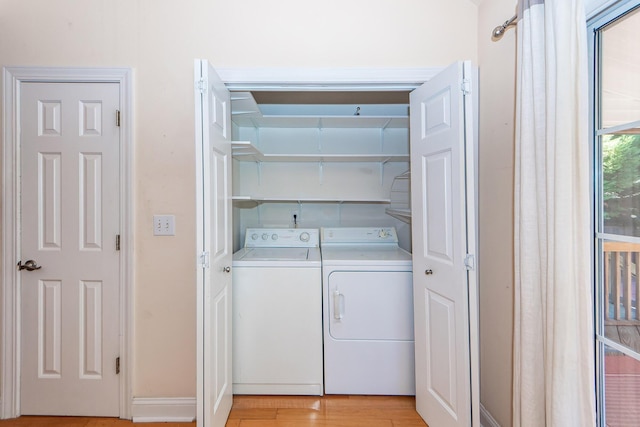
[410,61,479,427]
[195,59,234,427]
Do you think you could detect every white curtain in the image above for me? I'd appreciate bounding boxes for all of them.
[513,0,596,426]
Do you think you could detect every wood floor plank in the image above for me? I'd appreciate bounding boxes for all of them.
[228,408,278,420]
[274,408,326,420]
[325,395,416,409]
[0,417,90,426]
[391,421,430,427]
[308,407,423,421]
[238,420,393,427]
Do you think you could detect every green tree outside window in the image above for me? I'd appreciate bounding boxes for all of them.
[603,133,640,236]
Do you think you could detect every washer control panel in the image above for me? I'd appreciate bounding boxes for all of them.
[244,228,319,248]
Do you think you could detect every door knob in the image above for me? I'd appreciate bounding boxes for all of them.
[223,266,231,273]
[425,269,433,275]
[17,260,42,271]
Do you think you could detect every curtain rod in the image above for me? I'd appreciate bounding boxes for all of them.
[492,14,518,40]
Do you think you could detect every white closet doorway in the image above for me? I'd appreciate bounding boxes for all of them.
[195,61,479,427]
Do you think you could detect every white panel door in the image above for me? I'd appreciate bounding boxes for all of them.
[19,82,120,416]
[195,60,233,427]
[410,61,479,427]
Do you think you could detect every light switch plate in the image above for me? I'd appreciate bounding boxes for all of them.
[153,215,175,236]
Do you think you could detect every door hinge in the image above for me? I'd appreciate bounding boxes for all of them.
[461,78,472,95]
[200,251,210,269]
[464,254,475,271]
[196,78,207,94]
[116,357,120,375]
[116,110,121,127]
[116,234,121,251]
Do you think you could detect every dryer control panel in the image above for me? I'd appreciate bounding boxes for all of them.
[321,227,399,245]
[244,228,319,248]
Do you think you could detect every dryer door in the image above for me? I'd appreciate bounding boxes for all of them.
[327,270,413,341]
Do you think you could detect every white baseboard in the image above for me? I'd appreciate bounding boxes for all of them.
[480,403,501,427]
[131,397,196,423]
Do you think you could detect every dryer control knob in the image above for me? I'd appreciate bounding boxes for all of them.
[299,232,310,242]
[251,233,259,240]
[262,233,269,240]
[272,234,278,240]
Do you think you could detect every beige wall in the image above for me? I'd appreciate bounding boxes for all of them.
[211,0,478,67]
[477,1,516,426]
[0,0,484,402]
[1,0,521,422]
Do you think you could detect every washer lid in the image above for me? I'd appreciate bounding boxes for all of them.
[233,247,321,267]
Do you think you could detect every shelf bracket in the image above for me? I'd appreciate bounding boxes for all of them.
[319,161,324,185]
[257,161,263,186]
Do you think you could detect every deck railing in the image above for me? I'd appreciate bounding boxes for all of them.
[604,241,640,323]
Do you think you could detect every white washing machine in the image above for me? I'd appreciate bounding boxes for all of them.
[321,227,415,395]
[232,228,323,395]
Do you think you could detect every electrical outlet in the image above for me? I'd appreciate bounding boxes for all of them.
[153,215,175,236]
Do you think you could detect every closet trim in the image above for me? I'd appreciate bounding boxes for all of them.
[216,67,443,91]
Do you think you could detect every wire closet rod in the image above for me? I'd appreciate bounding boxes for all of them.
[492,14,518,40]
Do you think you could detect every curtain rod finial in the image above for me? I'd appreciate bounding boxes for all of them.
[491,14,518,41]
[492,25,507,40]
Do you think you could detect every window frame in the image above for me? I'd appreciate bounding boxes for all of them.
[588,1,640,425]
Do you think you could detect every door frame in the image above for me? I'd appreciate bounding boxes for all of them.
[1,66,134,420]
[200,65,479,426]
[215,67,443,91]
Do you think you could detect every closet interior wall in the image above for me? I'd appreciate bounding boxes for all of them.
[230,98,412,252]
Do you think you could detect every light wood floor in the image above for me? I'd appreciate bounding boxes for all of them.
[0,395,428,427]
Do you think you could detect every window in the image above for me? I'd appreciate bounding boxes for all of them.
[591,2,640,425]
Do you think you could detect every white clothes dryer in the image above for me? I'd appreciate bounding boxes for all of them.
[321,227,415,395]
[232,228,323,395]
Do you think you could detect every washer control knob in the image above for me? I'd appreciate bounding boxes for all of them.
[251,233,259,240]
[262,233,269,240]
[378,229,389,238]
[272,234,278,241]
[299,232,310,242]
